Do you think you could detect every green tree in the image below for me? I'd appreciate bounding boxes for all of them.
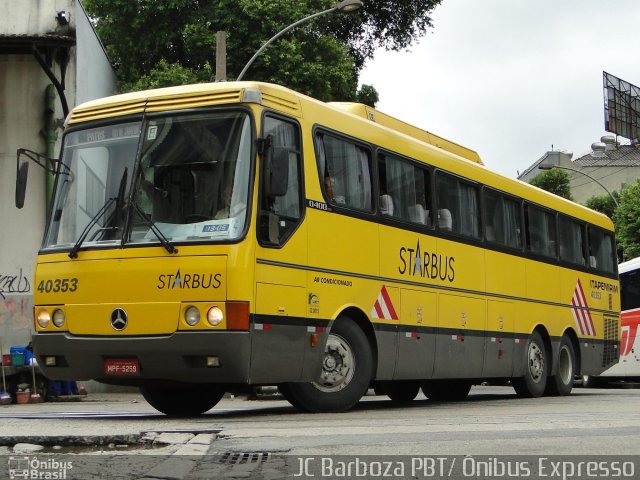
[356,84,379,107]
[584,191,619,219]
[83,0,441,101]
[529,169,573,201]
[614,180,640,259]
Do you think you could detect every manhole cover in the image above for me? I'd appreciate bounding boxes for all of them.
[218,451,271,465]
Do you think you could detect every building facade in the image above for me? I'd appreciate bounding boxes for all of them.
[0,0,116,353]
[518,136,640,205]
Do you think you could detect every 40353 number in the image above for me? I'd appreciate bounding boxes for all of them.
[37,278,78,293]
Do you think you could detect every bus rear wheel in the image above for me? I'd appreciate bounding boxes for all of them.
[512,331,547,398]
[140,384,225,416]
[377,381,421,402]
[545,336,575,396]
[421,380,471,401]
[281,318,373,413]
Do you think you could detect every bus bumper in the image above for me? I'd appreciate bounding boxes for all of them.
[32,331,251,385]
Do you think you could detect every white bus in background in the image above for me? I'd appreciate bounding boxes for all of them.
[583,256,640,387]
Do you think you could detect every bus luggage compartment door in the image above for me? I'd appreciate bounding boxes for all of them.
[251,283,307,383]
[394,288,436,379]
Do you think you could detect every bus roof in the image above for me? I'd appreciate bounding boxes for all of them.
[66,81,614,231]
[619,257,640,274]
[329,102,483,165]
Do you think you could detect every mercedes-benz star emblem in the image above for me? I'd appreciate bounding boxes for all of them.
[110,308,128,331]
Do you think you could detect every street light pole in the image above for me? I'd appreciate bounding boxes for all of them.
[236,0,363,82]
[538,163,619,207]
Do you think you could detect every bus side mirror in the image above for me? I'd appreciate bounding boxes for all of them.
[15,148,66,209]
[265,146,289,197]
[15,160,29,209]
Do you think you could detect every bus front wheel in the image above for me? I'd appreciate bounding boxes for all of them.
[512,330,547,398]
[140,384,225,416]
[281,318,373,413]
[545,335,575,396]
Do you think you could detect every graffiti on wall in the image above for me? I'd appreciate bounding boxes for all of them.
[0,267,31,300]
[0,268,33,347]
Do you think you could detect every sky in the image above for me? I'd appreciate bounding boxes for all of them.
[359,0,640,178]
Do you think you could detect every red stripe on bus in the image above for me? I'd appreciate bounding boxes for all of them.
[380,286,398,320]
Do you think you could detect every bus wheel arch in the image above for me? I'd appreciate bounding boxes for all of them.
[281,310,375,412]
[335,306,378,369]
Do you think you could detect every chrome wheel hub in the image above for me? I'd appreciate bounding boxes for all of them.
[528,342,545,383]
[313,333,355,393]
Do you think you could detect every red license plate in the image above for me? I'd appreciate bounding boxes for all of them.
[104,358,140,376]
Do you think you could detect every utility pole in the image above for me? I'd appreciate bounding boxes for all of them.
[215,31,226,81]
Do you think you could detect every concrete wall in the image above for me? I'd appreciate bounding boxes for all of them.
[0,54,61,350]
[569,165,639,205]
[1,0,75,35]
[0,0,116,353]
[75,1,117,104]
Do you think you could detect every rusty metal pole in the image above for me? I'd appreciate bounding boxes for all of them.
[215,31,227,82]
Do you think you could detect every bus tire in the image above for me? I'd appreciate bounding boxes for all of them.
[421,380,471,401]
[140,384,225,416]
[385,381,421,402]
[280,318,373,413]
[512,331,547,398]
[545,336,575,396]
[581,375,604,388]
[278,383,305,410]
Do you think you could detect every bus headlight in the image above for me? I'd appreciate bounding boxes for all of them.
[207,307,224,326]
[52,309,65,328]
[37,310,51,328]
[185,306,200,326]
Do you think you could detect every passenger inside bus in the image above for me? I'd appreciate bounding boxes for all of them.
[324,173,345,205]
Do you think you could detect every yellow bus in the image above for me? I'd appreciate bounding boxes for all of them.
[22,81,620,414]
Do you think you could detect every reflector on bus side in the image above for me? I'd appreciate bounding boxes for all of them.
[227,302,250,331]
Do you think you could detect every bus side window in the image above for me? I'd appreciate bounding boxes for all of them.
[316,133,373,212]
[525,204,557,258]
[378,153,432,226]
[436,172,480,239]
[588,227,616,274]
[558,215,586,266]
[621,270,640,311]
[259,116,303,246]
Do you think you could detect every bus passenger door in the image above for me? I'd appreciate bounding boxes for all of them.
[252,114,308,384]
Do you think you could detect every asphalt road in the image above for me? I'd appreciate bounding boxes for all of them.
[0,385,639,479]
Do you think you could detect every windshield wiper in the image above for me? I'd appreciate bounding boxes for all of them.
[68,198,116,258]
[131,202,178,254]
[69,168,129,259]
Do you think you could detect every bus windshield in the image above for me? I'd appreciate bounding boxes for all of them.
[45,122,141,249]
[129,111,252,244]
[44,110,253,251]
